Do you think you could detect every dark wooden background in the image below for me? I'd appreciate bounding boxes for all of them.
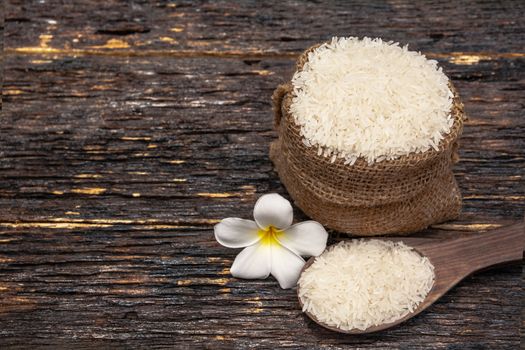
[1,1,524,349]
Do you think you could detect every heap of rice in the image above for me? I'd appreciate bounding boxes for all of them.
[290,37,453,164]
[298,240,435,331]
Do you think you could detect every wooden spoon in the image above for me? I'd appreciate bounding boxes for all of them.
[297,222,524,334]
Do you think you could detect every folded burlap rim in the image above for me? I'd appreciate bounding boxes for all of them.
[274,44,465,166]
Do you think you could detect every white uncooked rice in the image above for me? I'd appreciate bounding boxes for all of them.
[291,37,453,164]
[298,240,435,331]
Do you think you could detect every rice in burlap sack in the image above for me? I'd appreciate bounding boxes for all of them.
[270,45,466,236]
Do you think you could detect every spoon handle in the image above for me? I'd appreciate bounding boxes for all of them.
[449,221,524,275]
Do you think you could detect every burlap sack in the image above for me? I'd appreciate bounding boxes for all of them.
[270,45,466,236]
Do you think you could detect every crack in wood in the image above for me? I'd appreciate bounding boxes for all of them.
[4,47,524,63]
[0,217,221,229]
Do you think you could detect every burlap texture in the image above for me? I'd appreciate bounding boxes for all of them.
[270,44,466,236]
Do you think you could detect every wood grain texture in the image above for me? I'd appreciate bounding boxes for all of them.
[1,0,524,349]
[4,0,525,55]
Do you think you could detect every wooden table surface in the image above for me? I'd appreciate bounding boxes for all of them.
[2,1,524,348]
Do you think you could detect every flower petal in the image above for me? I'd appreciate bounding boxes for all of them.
[271,245,305,289]
[277,221,328,257]
[214,218,261,248]
[253,193,293,230]
[230,243,271,279]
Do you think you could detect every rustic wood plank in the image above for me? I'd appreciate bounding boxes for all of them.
[1,0,524,348]
[4,0,525,57]
[0,226,521,348]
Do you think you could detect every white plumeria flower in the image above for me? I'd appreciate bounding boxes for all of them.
[214,193,328,289]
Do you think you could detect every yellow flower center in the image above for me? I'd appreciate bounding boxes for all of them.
[258,226,283,246]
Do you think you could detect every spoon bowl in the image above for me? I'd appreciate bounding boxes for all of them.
[297,221,524,334]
